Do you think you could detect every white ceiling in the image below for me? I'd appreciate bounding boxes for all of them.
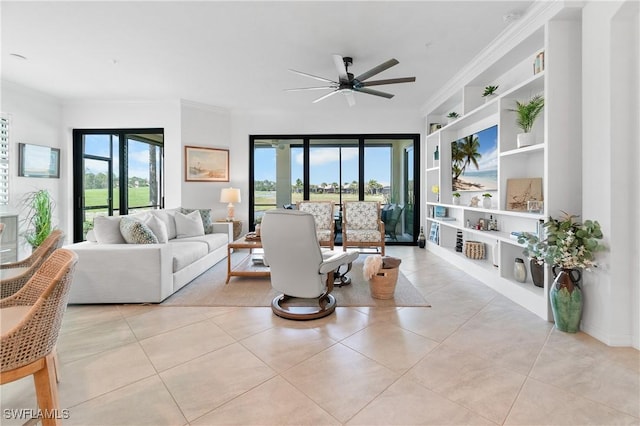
[1,1,534,113]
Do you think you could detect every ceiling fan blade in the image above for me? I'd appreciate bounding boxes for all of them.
[343,90,356,107]
[355,87,395,99]
[288,69,337,84]
[312,90,340,103]
[361,77,416,87]
[332,54,349,83]
[354,58,399,82]
[284,86,337,92]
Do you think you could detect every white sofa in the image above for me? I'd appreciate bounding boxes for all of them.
[66,208,232,304]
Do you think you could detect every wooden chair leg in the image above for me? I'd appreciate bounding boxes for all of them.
[52,347,60,383]
[33,353,61,426]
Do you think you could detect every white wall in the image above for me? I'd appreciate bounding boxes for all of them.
[581,0,640,348]
[229,107,424,228]
[1,80,64,256]
[180,100,232,222]
[62,99,182,240]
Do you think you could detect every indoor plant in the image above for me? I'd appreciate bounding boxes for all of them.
[446,112,459,124]
[452,192,461,205]
[481,193,492,209]
[21,189,55,248]
[510,94,544,148]
[518,212,605,332]
[482,85,499,100]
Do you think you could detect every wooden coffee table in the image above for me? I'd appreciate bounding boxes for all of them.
[226,235,270,283]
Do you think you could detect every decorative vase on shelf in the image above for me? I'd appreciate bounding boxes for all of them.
[417,226,426,249]
[452,196,460,205]
[482,197,491,209]
[550,267,583,333]
[517,132,535,148]
[514,258,527,282]
[530,259,544,288]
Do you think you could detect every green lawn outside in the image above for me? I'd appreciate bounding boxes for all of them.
[84,187,153,209]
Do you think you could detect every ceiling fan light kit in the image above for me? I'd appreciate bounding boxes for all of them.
[286,55,416,106]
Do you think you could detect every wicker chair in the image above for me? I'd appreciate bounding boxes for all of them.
[1,248,78,426]
[1,230,64,298]
[297,201,335,249]
[342,201,385,256]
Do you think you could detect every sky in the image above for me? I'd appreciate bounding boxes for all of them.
[84,134,156,179]
[254,146,392,187]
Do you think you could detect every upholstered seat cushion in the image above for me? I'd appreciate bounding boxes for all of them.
[0,305,31,334]
[316,230,333,242]
[344,229,382,242]
[171,233,228,253]
[345,202,380,230]
[168,241,208,272]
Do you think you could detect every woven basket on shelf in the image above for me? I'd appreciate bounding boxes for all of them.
[464,241,485,259]
[368,267,399,299]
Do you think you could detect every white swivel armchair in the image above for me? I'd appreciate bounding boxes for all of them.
[261,209,358,320]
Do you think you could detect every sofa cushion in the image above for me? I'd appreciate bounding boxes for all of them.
[145,215,169,243]
[120,217,159,244]
[151,210,178,240]
[173,233,228,253]
[181,208,214,234]
[168,240,208,272]
[93,216,125,244]
[175,211,205,238]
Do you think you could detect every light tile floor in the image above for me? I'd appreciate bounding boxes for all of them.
[2,247,639,425]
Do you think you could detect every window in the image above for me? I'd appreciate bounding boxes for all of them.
[72,129,164,242]
[250,134,420,244]
[0,115,9,205]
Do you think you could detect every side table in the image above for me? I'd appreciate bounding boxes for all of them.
[217,220,242,241]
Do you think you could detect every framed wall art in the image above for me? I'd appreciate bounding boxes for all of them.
[19,143,60,178]
[184,146,229,182]
[506,177,543,211]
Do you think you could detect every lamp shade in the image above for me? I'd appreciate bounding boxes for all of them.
[220,188,241,204]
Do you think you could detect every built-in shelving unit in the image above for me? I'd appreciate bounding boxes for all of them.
[422,4,583,320]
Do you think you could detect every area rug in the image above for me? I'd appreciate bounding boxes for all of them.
[162,257,430,308]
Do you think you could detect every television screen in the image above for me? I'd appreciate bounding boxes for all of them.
[451,125,498,192]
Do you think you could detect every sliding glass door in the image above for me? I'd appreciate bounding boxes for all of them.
[250,134,420,244]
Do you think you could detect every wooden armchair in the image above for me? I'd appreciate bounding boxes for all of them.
[342,201,385,256]
[1,230,65,298]
[1,248,78,426]
[297,201,335,250]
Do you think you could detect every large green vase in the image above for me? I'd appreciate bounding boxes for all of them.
[550,267,583,333]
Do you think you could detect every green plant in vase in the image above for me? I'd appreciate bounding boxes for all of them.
[482,85,499,98]
[509,94,544,148]
[452,192,461,205]
[481,193,492,209]
[21,189,55,248]
[518,212,605,332]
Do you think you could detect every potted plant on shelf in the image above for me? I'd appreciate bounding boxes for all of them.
[509,94,544,148]
[452,192,461,205]
[21,189,55,249]
[481,193,492,209]
[482,85,499,102]
[517,212,605,333]
[446,112,460,124]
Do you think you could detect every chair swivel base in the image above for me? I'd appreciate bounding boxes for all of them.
[271,294,336,320]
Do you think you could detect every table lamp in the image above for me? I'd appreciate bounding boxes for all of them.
[220,187,241,221]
